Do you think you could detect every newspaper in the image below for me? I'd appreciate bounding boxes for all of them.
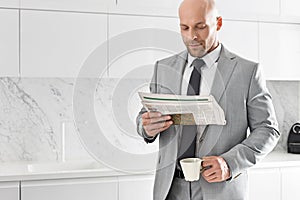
[139,92,226,125]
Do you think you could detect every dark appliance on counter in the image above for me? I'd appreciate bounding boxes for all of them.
[287,123,300,154]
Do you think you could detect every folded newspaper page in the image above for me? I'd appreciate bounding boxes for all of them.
[139,92,226,125]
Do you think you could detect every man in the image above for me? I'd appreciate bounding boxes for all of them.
[136,0,280,199]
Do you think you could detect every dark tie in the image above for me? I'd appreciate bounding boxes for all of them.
[178,58,205,161]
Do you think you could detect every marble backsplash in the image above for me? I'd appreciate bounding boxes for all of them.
[0,77,299,163]
[267,81,300,151]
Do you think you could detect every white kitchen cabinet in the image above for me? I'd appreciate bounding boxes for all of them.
[281,0,300,17]
[21,177,118,200]
[259,22,300,80]
[21,0,110,13]
[0,0,19,8]
[248,168,281,200]
[108,14,184,79]
[21,10,107,77]
[0,181,19,200]
[0,9,19,76]
[119,175,154,200]
[281,167,300,200]
[219,20,259,63]
[216,0,280,21]
[112,0,182,17]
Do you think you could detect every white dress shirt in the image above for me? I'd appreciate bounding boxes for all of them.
[181,44,221,96]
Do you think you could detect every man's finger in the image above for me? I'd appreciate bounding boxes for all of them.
[148,112,162,118]
[145,121,173,136]
[202,160,214,168]
[202,167,217,177]
[156,121,173,132]
[146,120,172,131]
[149,115,171,124]
[206,176,219,183]
[202,156,217,161]
[202,170,217,181]
[142,111,161,119]
[143,115,170,126]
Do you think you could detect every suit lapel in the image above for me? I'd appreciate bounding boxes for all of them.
[211,46,237,103]
[198,45,237,157]
[174,51,188,146]
[168,51,188,95]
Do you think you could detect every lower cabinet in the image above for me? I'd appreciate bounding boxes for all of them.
[248,168,281,200]
[21,175,155,200]
[281,167,300,200]
[0,181,19,200]
[21,177,118,200]
[6,167,299,200]
[119,175,154,200]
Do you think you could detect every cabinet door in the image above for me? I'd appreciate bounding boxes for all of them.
[259,22,300,80]
[248,168,281,200]
[281,0,300,17]
[21,10,107,77]
[0,0,19,8]
[112,0,182,17]
[216,0,279,20]
[0,9,19,76]
[108,14,183,79]
[219,20,259,63]
[21,177,118,200]
[119,175,155,200]
[21,0,109,13]
[0,181,19,200]
[281,167,300,200]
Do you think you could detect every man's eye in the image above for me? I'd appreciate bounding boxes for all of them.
[181,26,188,30]
[197,25,207,29]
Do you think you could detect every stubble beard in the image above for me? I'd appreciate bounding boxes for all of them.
[184,39,207,58]
[187,45,206,58]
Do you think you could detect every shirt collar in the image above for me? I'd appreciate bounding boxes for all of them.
[187,43,221,69]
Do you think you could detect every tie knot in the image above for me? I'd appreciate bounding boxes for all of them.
[191,58,205,71]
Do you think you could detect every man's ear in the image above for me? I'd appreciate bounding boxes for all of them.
[216,16,223,31]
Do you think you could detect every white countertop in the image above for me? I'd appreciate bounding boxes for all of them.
[252,151,300,169]
[0,160,154,182]
[1,151,300,182]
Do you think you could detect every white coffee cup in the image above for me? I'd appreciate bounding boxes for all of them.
[180,158,203,181]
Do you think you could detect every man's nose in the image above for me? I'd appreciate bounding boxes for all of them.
[187,29,198,40]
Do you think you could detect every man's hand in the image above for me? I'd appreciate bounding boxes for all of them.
[142,112,173,137]
[201,156,231,183]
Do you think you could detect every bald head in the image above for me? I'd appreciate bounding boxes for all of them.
[179,0,218,24]
[178,0,222,57]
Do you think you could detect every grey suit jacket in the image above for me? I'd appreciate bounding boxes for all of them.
[136,45,280,200]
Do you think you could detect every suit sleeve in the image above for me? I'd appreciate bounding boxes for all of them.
[136,61,159,143]
[221,64,280,179]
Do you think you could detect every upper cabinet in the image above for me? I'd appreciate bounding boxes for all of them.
[108,14,184,79]
[219,20,259,63]
[0,0,19,8]
[259,22,300,80]
[21,0,111,13]
[216,0,280,20]
[0,9,19,76]
[111,0,182,17]
[281,0,300,17]
[20,10,107,77]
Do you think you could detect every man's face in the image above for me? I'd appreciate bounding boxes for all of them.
[179,4,221,57]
